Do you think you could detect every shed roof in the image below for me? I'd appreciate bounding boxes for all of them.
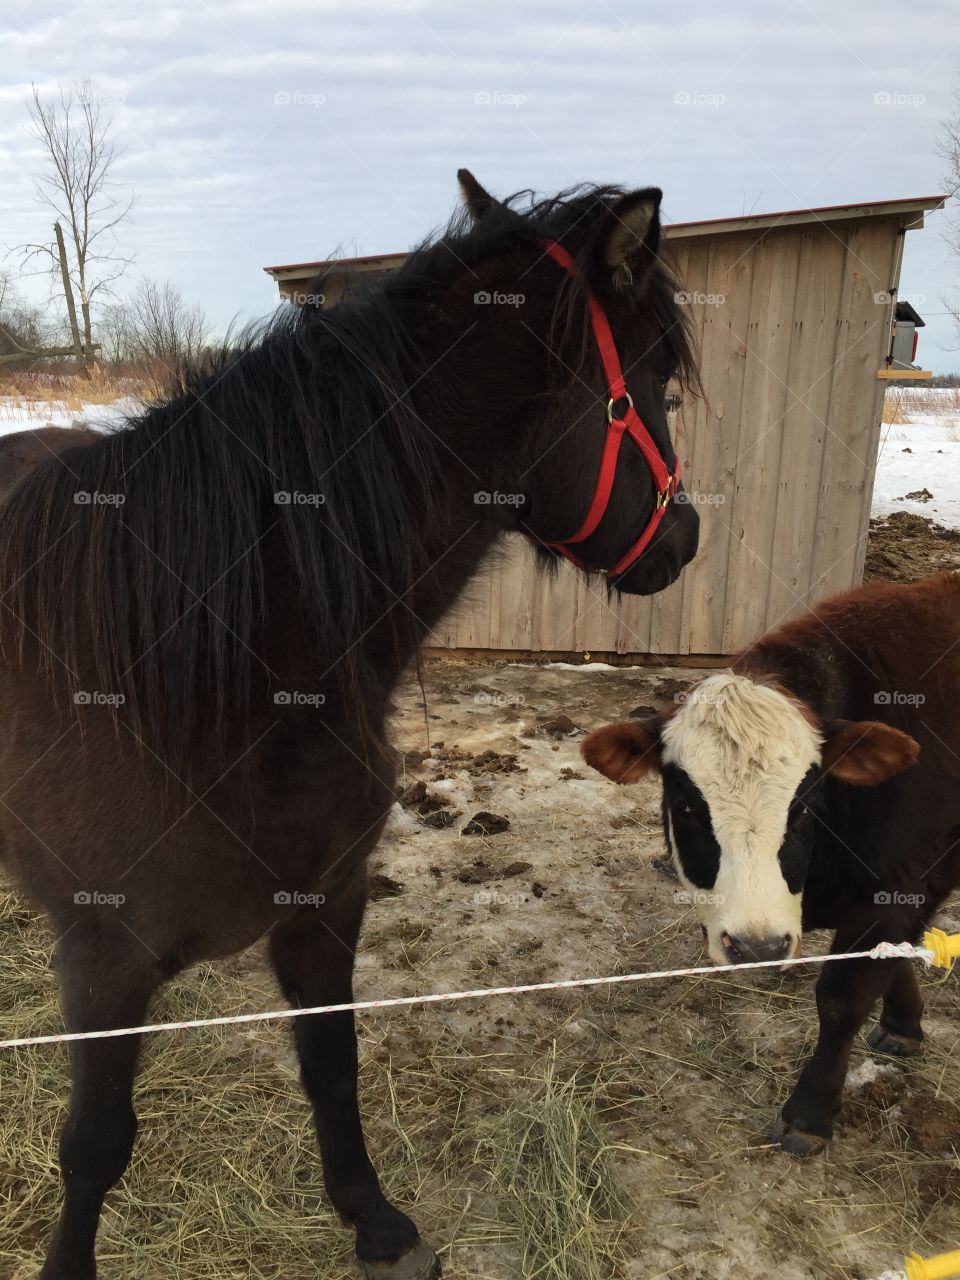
[263,193,947,280]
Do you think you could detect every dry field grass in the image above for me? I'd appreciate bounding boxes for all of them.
[0,366,170,419]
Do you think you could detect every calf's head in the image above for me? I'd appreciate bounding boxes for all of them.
[583,672,919,966]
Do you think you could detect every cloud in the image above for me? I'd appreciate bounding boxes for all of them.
[0,0,956,362]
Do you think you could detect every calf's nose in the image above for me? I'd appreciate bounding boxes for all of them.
[721,931,793,964]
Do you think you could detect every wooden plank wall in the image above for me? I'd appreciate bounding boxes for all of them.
[430,216,901,657]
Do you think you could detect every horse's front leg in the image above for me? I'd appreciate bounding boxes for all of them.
[40,929,160,1280]
[269,870,440,1279]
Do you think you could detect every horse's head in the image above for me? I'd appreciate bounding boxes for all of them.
[450,169,700,597]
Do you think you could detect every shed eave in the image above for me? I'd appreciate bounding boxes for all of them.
[263,194,949,279]
[665,194,947,241]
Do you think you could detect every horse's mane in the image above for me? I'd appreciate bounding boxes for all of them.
[0,184,696,775]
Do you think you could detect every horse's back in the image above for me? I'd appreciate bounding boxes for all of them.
[0,425,100,501]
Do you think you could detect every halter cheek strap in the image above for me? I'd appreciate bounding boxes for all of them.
[537,239,681,579]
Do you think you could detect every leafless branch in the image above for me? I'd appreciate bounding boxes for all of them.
[13,81,134,363]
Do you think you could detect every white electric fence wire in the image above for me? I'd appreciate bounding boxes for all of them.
[0,940,929,1051]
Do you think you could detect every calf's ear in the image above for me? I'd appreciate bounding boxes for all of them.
[582,720,661,783]
[822,720,920,785]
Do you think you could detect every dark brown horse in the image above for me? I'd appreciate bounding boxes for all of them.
[0,171,700,1279]
[0,425,99,498]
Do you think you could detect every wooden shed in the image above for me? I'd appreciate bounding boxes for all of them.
[264,194,945,660]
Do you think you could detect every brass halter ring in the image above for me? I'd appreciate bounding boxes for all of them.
[606,392,634,422]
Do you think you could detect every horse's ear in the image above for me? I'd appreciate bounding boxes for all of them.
[582,719,662,784]
[597,188,663,289]
[457,168,497,222]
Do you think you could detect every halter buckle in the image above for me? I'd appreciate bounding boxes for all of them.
[656,476,676,510]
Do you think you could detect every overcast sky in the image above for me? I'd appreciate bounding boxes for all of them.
[2,0,959,368]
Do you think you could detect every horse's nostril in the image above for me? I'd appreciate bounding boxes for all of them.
[722,932,793,964]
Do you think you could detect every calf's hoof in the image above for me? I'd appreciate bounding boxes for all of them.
[770,1116,829,1158]
[360,1240,441,1280]
[867,1023,923,1058]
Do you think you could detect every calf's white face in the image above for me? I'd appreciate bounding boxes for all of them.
[581,670,920,968]
[659,674,820,964]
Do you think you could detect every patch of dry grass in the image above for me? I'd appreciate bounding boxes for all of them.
[0,367,136,411]
[882,390,907,425]
[886,386,960,420]
[473,1048,632,1280]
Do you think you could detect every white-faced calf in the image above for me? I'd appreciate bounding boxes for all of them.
[583,572,960,1155]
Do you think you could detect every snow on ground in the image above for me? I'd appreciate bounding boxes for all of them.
[873,390,960,528]
[0,396,136,436]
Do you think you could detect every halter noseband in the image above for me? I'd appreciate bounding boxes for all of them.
[536,239,681,579]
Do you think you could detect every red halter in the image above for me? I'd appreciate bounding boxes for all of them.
[537,240,681,579]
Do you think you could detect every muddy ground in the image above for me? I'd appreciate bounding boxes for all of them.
[864,512,960,582]
[371,656,960,1279]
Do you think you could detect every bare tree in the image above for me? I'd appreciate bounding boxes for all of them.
[936,85,960,345]
[96,298,133,366]
[0,269,67,365]
[106,277,211,369]
[16,82,133,363]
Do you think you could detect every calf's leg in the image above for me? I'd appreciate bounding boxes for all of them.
[773,925,915,1157]
[268,873,440,1280]
[40,932,159,1280]
[867,958,924,1056]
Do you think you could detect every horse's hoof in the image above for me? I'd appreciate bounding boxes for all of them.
[770,1116,829,1158]
[360,1240,441,1280]
[867,1023,923,1058]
